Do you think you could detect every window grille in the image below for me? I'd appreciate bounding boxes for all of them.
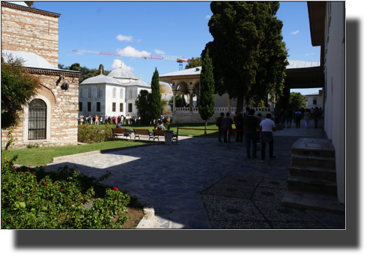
[28,99,46,140]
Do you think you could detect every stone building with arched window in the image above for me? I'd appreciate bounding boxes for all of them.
[1,2,81,149]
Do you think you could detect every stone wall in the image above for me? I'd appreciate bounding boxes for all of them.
[1,3,60,67]
[1,73,80,149]
[172,113,220,124]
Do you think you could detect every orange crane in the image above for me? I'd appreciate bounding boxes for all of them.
[72,49,191,70]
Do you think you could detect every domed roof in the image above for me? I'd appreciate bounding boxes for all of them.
[126,79,151,88]
[108,67,137,80]
[81,74,123,85]
[2,50,55,70]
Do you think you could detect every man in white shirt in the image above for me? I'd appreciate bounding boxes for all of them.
[259,113,276,162]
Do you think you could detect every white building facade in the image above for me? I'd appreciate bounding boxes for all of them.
[78,67,151,119]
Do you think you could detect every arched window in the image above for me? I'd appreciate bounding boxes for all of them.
[28,99,47,140]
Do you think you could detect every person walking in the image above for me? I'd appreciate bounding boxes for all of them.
[235,112,244,144]
[216,112,225,143]
[286,109,293,128]
[294,109,302,128]
[313,107,320,128]
[303,109,312,129]
[244,109,259,158]
[222,112,233,143]
[260,113,276,162]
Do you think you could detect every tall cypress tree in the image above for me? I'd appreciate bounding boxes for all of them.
[198,49,215,134]
[204,1,288,112]
[150,67,162,123]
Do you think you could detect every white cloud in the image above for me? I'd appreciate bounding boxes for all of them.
[117,46,151,58]
[154,49,165,54]
[116,34,133,42]
[305,53,315,56]
[291,30,299,35]
[111,59,134,71]
[206,15,211,19]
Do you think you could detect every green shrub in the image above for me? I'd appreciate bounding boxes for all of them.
[78,124,113,143]
[1,155,131,229]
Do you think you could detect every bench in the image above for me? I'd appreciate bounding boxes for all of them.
[133,129,154,140]
[112,128,131,138]
[152,129,165,141]
[153,129,178,143]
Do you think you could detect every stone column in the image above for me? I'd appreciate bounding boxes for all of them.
[172,83,176,113]
[189,81,193,112]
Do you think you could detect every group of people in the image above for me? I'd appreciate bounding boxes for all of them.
[79,114,141,125]
[216,107,276,163]
[274,107,322,129]
[153,115,170,131]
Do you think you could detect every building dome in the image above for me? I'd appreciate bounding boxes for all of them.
[81,74,123,85]
[108,67,137,80]
[126,79,151,88]
[2,50,55,70]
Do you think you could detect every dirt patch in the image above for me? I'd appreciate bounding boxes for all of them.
[118,207,145,229]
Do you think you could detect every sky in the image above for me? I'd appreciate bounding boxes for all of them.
[32,1,322,95]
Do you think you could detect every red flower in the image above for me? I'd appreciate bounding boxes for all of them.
[112,186,118,191]
[32,174,35,176]
[60,189,63,192]
[27,169,30,172]
[45,182,48,186]
[56,182,59,184]
[20,173,23,176]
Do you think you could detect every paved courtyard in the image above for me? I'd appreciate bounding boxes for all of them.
[44,119,343,229]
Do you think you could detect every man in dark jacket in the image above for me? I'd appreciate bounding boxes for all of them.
[244,109,259,159]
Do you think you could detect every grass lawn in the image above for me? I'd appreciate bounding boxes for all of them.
[4,140,146,167]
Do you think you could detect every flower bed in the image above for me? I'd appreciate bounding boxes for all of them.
[1,153,132,229]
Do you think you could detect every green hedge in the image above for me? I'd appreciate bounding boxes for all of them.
[78,124,113,143]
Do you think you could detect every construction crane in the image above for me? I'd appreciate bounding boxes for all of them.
[72,49,191,70]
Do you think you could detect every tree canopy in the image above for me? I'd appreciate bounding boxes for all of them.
[289,92,306,111]
[1,54,40,129]
[185,57,202,69]
[135,89,152,124]
[58,63,111,83]
[198,49,215,133]
[150,67,162,120]
[203,1,288,112]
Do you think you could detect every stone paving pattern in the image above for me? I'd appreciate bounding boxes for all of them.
[44,119,344,229]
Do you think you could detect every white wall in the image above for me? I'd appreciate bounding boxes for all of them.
[324,1,345,204]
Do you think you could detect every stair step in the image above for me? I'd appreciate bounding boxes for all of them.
[287,176,337,194]
[289,165,336,181]
[291,138,335,157]
[291,154,335,169]
[281,190,345,214]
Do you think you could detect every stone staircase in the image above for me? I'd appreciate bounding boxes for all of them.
[281,138,345,214]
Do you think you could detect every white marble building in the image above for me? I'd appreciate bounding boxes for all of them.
[78,66,151,118]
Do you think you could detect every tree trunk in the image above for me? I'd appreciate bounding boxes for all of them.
[236,95,245,113]
[204,120,208,135]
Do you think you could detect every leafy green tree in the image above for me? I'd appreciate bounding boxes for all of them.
[289,92,306,111]
[150,68,162,121]
[185,57,202,69]
[203,1,288,112]
[59,63,110,83]
[135,90,152,124]
[1,54,40,129]
[198,49,215,134]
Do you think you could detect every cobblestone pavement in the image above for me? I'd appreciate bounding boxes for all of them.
[44,119,338,229]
